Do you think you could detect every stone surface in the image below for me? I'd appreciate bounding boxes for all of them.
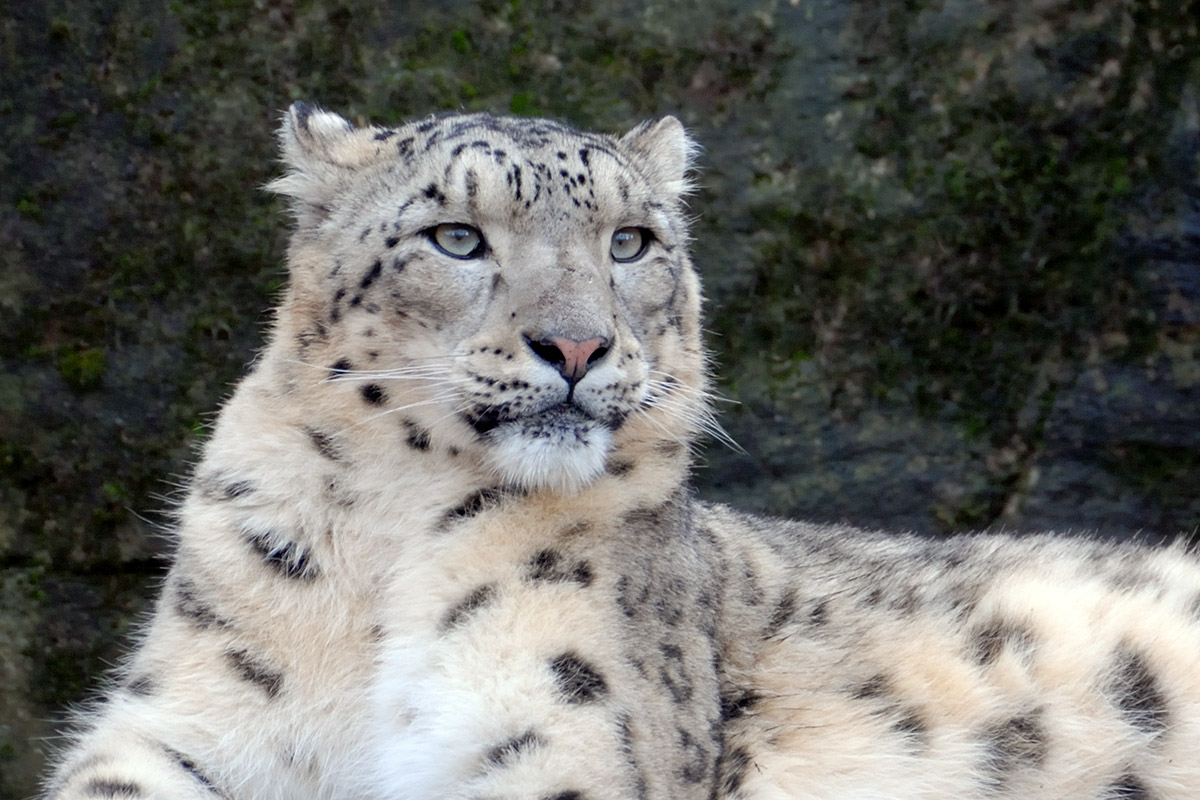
[0,0,1196,794]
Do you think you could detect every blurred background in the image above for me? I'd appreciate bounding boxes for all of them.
[1,0,1197,793]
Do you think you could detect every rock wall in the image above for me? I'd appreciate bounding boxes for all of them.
[0,0,1196,794]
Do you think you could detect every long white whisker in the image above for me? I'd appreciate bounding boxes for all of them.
[349,394,461,428]
[641,376,744,453]
[283,355,465,377]
[331,371,469,383]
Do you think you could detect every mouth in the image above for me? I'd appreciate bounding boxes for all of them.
[464,402,598,438]
[473,402,615,494]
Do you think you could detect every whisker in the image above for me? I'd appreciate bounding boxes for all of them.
[349,394,461,429]
[331,371,469,383]
[283,355,465,377]
[641,375,744,453]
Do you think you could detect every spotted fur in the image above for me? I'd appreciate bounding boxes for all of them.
[43,105,1200,800]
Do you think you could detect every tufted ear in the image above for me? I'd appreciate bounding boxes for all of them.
[266,102,394,219]
[620,116,698,197]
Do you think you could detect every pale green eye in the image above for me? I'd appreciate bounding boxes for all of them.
[610,227,649,262]
[430,223,484,259]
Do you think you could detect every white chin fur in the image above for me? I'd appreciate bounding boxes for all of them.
[481,421,611,494]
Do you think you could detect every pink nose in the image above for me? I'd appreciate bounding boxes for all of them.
[526,335,610,384]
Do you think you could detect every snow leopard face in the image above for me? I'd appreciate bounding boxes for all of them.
[268,104,706,493]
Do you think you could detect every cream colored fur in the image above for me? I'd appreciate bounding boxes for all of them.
[42,106,1200,800]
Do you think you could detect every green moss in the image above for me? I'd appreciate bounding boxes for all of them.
[56,347,107,391]
[48,17,73,44]
[705,0,1199,530]
[509,91,539,116]
[14,199,41,222]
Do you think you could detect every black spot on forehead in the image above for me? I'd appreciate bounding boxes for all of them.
[360,260,383,290]
[415,112,625,167]
[658,644,694,703]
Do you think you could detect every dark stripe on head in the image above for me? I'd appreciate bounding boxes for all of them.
[677,727,710,784]
[360,259,383,289]
[765,589,797,636]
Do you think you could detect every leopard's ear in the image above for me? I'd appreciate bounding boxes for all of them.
[267,102,395,221]
[620,116,698,198]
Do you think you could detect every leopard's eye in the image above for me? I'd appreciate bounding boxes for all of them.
[430,224,485,259]
[610,227,650,262]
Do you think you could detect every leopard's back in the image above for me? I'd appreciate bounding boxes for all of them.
[707,504,1200,798]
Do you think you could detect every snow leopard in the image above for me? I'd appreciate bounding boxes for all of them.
[42,103,1200,800]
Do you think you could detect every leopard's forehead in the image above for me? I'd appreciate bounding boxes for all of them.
[271,104,695,240]
[390,112,622,159]
[319,113,675,239]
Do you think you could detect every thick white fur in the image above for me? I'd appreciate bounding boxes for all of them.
[41,105,1200,800]
[481,422,612,495]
